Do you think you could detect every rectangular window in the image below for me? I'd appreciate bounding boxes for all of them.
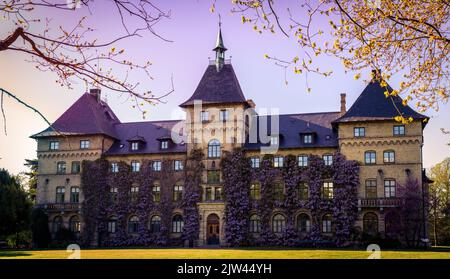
[152,185,160,202]
[365,180,377,198]
[56,187,65,203]
[250,183,261,200]
[111,162,119,173]
[49,141,60,150]
[200,111,209,122]
[110,186,118,203]
[393,125,405,136]
[354,127,365,137]
[173,185,183,201]
[322,182,334,199]
[161,140,168,149]
[251,157,260,168]
[214,187,222,201]
[323,155,333,166]
[80,140,90,149]
[207,170,220,184]
[174,160,183,171]
[303,134,313,144]
[384,179,396,198]
[71,161,81,174]
[298,183,309,200]
[131,161,140,172]
[131,142,139,151]
[270,136,278,145]
[219,109,229,121]
[70,187,80,203]
[107,220,116,234]
[152,161,162,171]
[205,187,213,201]
[273,156,284,168]
[274,182,284,201]
[298,155,308,167]
[130,185,139,203]
[56,161,66,174]
[364,151,376,164]
[383,151,395,163]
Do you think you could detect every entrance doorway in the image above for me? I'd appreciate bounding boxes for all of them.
[206,214,220,245]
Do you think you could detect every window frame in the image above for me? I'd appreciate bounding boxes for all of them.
[384,179,396,198]
[111,162,119,173]
[200,111,209,122]
[160,140,169,149]
[297,213,311,233]
[322,214,333,233]
[273,156,284,168]
[298,155,308,167]
[323,154,333,166]
[383,150,396,164]
[149,215,162,233]
[393,125,405,136]
[207,139,221,158]
[219,109,229,122]
[152,161,162,172]
[71,161,81,174]
[302,134,313,144]
[249,214,261,233]
[131,141,139,151]
[251,157,260,168]
[70,186,80,203]
[56,161,66,174]
[272,214,286,233]
[128,216,139,234]
[273,182,285,201]
[250,182,261,200]
[365,179,377,198]
[152,184,161,203]
[172,215,184,233]
[364,151,377,165]
[131,161,141,172]
[55,186,65,203]
[297,182,309,200]
[354,127,366,137]
[322,181,334,199]
[80,140,90,149]
[49,141,60,151]
[173,185,183,201]
[174,160,183,171]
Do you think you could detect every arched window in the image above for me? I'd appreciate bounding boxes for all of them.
[128,215,139,234]
[363,212,378,236]
[150,215,161,233]
[69,216,81,234]
[208,139,221,158]
[272,214,286,233]
[297,213,311,233]
[107,216,117,234]
[172,215,184,233]
[53,216,63,233]
[322,214,332,233]
[249,214,261,233]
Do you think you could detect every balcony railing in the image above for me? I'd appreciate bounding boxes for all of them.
[37,203,81,212]
[358,198,403,208]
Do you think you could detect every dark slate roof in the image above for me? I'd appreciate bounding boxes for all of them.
[31,93,120,139]
[179,64,247,107]
[106,120,186,155]
[334,79,428,123]
[244,112,340,150]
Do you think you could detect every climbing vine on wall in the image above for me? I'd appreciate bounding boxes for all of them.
[81,157,184,247]
[182,149,204,246]
[222,150,359,247]
[221,148,252,247]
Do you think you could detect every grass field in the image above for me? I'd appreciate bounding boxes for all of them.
[1,247,450,259]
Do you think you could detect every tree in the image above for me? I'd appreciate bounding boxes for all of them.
[0,169,32,245]
[428,158,450,246]
[397,177,426,248]
[30,208,51,248]
[230,0,449,117]
[1,0,174,125]
[23,159,38,203]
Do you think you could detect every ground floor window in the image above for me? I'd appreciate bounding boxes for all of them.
[128,216,139,234]
[249,214,261,233]
[363,212,378,236]
[322,214,332,233]
[172,215,184,233]
[272,214,286,233]
[297,213,311,233]
[149,215,161,233]
[69,216,81,235]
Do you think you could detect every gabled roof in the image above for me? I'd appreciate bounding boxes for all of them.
[31,93,120,139]
[179,64,247,107]
[106,120,186,155]
[244,112,340,150]
[334,78,428,123]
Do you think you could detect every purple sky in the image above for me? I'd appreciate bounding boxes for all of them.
[0,0,449,174]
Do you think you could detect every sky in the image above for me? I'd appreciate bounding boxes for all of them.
[0,0,449,175]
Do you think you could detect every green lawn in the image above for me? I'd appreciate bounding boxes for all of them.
[1,247,450,259]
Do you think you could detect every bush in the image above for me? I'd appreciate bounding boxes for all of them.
[30,208,51,248]
[6,230,32,249]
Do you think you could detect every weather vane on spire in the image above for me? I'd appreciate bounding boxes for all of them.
[213,13,227,72]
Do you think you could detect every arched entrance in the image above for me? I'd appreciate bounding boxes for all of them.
[206,214,220,245]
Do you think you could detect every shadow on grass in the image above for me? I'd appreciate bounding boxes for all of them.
[0,251,32,258]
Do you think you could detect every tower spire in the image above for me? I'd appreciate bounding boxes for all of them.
[213,14,227,71]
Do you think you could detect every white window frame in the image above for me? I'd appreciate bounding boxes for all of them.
[80,140,90,149]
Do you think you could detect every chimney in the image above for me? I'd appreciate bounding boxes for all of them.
[90,88,101,102]
[340,93,346,114]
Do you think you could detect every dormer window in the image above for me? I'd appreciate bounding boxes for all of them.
[161,140,169,149]
[200,111,209,122]
[302,134,313,144]
[131,142,139,151]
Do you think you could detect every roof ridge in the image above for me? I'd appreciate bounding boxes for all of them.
[117,119,183,125]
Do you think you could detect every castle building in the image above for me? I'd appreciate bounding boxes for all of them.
[31,27,430,247]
